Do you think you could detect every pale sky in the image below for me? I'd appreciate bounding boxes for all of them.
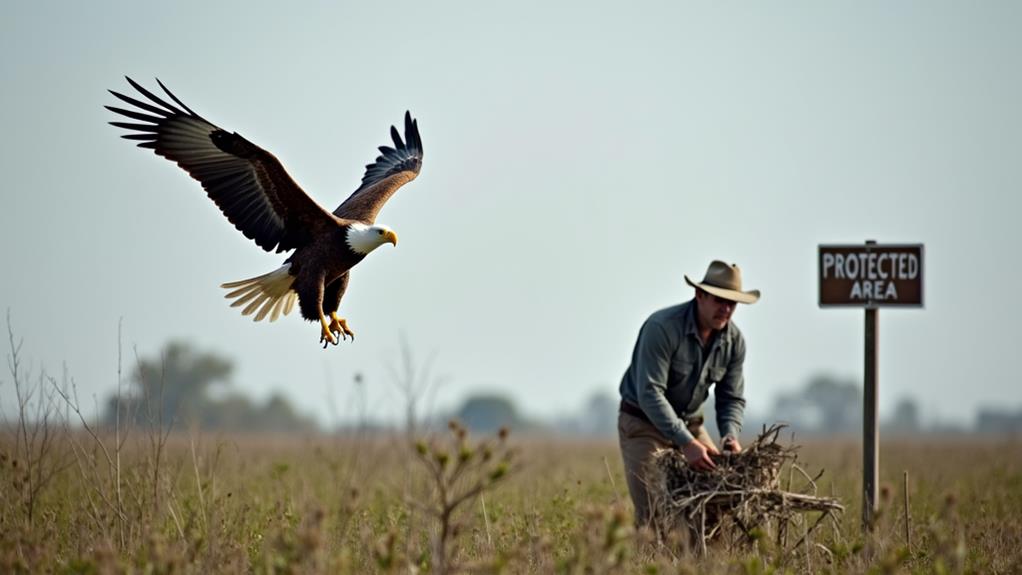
[2,1,1020,429]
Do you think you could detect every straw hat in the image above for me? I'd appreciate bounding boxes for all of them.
[685,260,760,304]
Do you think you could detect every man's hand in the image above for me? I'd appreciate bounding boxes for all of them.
[680,439,716,471]
[703,440,721,456]
[722,436,742,453]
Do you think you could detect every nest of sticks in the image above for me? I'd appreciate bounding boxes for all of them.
[649,424,844,555]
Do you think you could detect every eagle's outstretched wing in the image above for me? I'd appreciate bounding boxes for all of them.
[333,111,423,223]
[107,77,337,253]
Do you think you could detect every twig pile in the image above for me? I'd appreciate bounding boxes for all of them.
[650,424,844,556]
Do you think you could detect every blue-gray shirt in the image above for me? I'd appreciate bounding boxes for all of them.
[619,299,747,446]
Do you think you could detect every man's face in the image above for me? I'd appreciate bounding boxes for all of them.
[695,289,737,331]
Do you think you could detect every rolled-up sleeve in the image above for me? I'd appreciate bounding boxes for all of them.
[715,334,747,440]
[634,321,695,446]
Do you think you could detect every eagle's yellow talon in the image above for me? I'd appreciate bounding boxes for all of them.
[320,316,337,346]
[329,313,355,341]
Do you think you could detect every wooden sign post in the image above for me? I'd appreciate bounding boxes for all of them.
[818,241,924,531]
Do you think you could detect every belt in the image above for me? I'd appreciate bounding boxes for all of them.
[619,400,704,427]
[619,400,650,423]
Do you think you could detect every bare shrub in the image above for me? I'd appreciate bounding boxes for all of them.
[412,421,519,574]
[0,311,70,530]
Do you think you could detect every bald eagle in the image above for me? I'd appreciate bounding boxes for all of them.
[107,77,423,347]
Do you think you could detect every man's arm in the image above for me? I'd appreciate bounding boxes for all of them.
[631,319,718,470]
[632,321,697,447]
[715,335,747,447]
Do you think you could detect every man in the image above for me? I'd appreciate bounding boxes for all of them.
[618,260,760,527]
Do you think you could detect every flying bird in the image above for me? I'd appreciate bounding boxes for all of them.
[107,77,423,347]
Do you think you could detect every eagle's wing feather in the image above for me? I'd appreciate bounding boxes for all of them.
[332,111,423,223]
[107,77,337,253]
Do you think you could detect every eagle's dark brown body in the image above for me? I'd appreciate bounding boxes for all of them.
[107,77,423,345]
[286,229,362,322]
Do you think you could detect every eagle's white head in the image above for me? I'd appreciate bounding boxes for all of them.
[346,223,398,255]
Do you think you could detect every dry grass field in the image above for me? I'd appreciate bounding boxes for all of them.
[1,418,1021,574]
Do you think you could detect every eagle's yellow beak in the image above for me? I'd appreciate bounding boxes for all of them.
[384,230,398,246]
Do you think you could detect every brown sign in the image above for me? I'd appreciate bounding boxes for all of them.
[819,244,924,307]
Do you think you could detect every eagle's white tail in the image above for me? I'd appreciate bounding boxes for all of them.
[220,264,298,322]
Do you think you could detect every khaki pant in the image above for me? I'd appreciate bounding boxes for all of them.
[617,411,717,527]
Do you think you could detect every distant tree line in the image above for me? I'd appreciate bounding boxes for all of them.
[448,374,1022,438]
[975,407,1022,434]
[99,341,1022,437]
[103,341,316,433]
